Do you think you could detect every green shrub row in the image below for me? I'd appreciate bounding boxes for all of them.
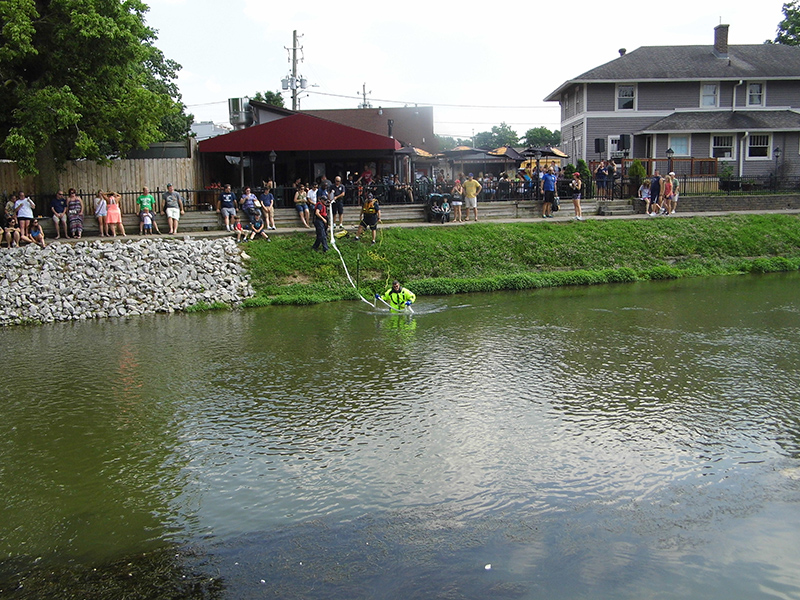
[232,215,800,308]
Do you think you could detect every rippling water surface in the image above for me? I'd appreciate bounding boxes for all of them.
[2,274,800,599]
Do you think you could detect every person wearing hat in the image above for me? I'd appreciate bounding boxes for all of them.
[667,172,679,214]
[462,173,482,222]
[162,184,185,234]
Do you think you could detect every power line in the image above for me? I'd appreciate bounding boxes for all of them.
[305,89,554,111]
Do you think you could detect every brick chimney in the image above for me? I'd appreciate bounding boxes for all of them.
[714,24,729,58]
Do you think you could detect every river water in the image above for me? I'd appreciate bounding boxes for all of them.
[1,274,800,599]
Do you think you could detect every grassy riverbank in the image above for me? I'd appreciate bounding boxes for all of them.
[240,214,800,307]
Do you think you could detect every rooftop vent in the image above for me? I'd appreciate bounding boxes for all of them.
[619,48,626,57]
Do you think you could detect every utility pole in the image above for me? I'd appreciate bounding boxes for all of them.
[358,83,372,109]
[281,30,306,110]
[291,30,299,111]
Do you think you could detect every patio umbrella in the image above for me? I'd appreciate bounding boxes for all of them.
[396,145,435,158]
[440,146,491,178]
[396,145,436,183]
[521,146,569,159]
[488,146,526,161]
[488,146,526,175]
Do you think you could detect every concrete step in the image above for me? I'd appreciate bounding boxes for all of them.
[32,200,617,238]
[598,200,634,216]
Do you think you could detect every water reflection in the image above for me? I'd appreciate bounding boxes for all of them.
[1,274,800,598]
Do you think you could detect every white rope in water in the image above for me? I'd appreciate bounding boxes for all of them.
[376,294,414,314]
[327,198,376,307]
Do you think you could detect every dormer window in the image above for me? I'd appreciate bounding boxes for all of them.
[747,82,765,107]
[617,84,635,110]
[701,83,718,107]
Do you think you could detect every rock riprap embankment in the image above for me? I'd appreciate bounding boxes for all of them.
[0,238,253,325]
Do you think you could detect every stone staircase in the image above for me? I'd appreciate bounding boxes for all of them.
[596,199,635,216]
[33,199,624,238]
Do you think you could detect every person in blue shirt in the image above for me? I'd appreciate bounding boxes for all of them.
[540,167,558,218]
[259,182,276,230]
[217,184,237,231]
[50,190,68,239]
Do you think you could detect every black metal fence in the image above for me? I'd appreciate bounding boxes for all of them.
[9,174,797,220]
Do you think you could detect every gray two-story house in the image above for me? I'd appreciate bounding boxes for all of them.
[545,25,800,178]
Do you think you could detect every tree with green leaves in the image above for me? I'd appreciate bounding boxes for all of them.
[769,1,800,44]
[473,122,519,149]
[0,0,191,193]
[435,135,473,151]
[251,91,286,108]
[522,126,561,148]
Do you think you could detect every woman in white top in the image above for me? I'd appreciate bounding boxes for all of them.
[14,191,35,238]
[451,179,464,223]
[94,190,109,236]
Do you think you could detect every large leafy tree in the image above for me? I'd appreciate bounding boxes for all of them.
[522,126,561,148]
[435,135,473,151]
[0,0,190,192]
[770,1,800,45]
[473,122,519,149]
[251,91,286,108]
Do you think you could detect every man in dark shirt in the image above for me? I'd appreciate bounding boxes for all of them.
[312,188,329,252]
[331,176,346,230]
[649,171,663,214]
[217,184,237,231]
[50,190,68,239]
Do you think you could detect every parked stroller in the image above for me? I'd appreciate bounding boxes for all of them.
[425,193,452,224]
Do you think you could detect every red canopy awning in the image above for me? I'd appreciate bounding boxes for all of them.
[198,113,402,153]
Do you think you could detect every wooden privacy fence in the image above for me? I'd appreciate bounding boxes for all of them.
[0,156,203,197]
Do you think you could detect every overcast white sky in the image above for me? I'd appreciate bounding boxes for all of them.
[145,0,787,140]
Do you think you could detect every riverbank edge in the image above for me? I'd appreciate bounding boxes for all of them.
[3,212,800,326]
[241,212,800,307]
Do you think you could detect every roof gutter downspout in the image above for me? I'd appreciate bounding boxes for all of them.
[733,81,745,178]
[740,131,749,178]
[732,80,743,112]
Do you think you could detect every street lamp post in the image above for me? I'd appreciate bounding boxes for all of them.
[773,146,782,190]
[666,147,675,175]
[269,150,277,187]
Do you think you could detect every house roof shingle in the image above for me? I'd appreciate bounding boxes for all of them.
[638,110,800,134]
[545,43,800,101]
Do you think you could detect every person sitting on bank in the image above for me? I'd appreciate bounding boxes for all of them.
[3,216,21,248]
[249,213,270,242]
[29,219,46,248]
[376,280,416,312]
[354,192,381,244]
[233,215,246,243]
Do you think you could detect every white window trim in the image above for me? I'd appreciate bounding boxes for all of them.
[711,135,736,161]
[747,81,766,107]
[700,82,719,108]
[746,133,771,161]
[615,83,637,111]
[668,134,691,157]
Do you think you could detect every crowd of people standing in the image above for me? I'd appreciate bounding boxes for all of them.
[1,184,193,248]
[638,171,680,216]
